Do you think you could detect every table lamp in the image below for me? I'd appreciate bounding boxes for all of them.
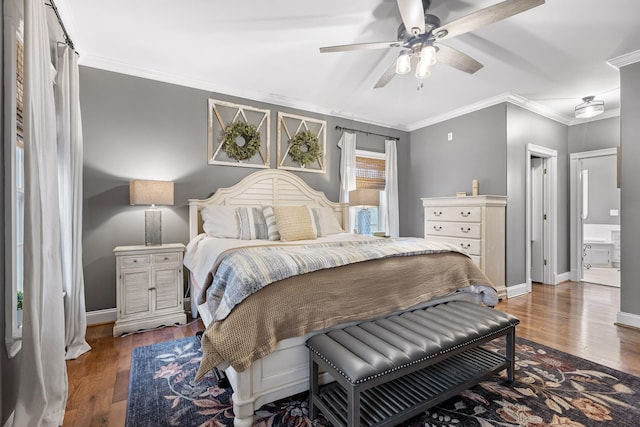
[349,189,379,235]
[130,180,174,245]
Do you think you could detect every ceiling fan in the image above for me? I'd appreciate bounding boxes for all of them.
[319,0,545,88]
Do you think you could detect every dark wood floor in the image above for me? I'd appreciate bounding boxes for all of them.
[63,281,640,426]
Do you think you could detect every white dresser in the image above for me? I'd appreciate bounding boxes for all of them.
[421,196,507,299]
[113,243,186,336]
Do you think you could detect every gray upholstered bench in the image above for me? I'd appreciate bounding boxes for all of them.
[306,300,519,427]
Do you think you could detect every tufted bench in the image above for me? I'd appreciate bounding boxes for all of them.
[306,300,519,427]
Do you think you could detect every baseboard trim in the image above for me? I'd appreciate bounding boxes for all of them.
[506,282,528,299]
[87,308,117,326]
[616,311,640,329]
[555,272,570,284]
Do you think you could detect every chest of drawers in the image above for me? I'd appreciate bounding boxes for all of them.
[422,196,507,299]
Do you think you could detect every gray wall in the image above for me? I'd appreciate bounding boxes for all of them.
[568,117,620,153]
[406,104,508,238]
[506,104,569,285]
[620,61,640,317]
[581,156,620,225]
[80,66,409,311]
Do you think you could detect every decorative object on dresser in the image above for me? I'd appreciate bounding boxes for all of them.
[349,188,379,235]
[276,112,327,173]
[207,98,270,168]
[422,195,507,298]
[113,243,186,336]
[129,179,174,246]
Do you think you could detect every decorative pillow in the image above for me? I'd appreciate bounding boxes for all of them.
[310,206,344,236]
[201,205,240,239]
[262,206,281,241]
[236,207,268,240]
[272,206,316,242]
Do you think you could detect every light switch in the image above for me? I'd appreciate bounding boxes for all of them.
[447,132,453,141]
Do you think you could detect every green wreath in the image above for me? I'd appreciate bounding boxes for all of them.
[289,130,321,166]
[222,121,261,161]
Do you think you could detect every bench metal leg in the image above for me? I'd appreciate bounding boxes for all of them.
[347,387,360,427]
[506,327,516,382]
[309,354,319,420]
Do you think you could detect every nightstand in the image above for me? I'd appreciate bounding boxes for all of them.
[113,243,186,336]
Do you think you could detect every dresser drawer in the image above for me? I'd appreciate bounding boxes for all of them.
[426,222,481,239]
[426,206,481,222]
[120,254,151,268]
[152,252,181,265]
[426,236,481,256]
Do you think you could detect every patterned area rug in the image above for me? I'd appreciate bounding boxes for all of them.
[126,336,640,427]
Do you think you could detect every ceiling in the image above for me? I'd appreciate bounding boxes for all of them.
[55,0,640,131]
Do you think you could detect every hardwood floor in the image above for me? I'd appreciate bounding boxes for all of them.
[63,281,640,426]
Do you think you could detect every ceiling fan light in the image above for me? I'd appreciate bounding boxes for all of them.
[396,51,411,75]
[575,96,604,119]
[420,45,437,66]
[415,62,431,79]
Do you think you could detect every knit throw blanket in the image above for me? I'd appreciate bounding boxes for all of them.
[205,237,467,321]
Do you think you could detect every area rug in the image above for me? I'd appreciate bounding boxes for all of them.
[126,336,640,427]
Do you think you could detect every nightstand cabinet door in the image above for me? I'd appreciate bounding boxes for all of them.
[113,243,186,336]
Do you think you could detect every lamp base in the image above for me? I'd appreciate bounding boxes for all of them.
[145,209,162,246]
[357,208,371,235]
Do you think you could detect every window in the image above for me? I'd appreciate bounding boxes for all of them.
[5,23,24,357]
[354,150,385,233]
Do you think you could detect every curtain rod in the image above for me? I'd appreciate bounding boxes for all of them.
[46,0,75,51]
[334,125,400,141]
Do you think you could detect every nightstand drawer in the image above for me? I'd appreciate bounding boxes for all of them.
[426,222,481,239]
[426,206,481,222]
[153,253,181,265]
[121,255,151,268]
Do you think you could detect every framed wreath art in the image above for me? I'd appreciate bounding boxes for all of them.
[208,99,270,168]
[277,112,326,174]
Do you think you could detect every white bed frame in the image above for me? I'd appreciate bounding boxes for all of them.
[188,169,349,427]
[187,169,482,426]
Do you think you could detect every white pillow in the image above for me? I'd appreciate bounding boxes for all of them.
[309,206,344,236]
[201,205,240,239]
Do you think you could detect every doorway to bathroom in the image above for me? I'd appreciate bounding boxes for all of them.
[570,148,620,287]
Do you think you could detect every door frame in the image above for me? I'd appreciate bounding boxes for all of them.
[525,144,558,291]
[569,147,618,281]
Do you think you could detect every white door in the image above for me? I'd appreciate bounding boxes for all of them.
[531,157,545,282]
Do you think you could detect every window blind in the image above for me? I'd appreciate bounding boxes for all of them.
[356,155,385,190]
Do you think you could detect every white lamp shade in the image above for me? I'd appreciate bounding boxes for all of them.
[130,180,174,206]
[349,189,379,207]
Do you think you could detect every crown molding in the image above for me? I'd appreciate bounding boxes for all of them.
[607,50,640,70]
[79,54,411,132]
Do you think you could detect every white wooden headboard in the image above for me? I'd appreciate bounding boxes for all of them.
[188,169,349,240]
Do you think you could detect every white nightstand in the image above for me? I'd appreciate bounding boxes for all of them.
[113,243,186,336]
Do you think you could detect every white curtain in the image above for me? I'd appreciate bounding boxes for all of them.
[380,139,400,237]
[14,0,68,425]
[56,46,91,360]
[337,131,357,232]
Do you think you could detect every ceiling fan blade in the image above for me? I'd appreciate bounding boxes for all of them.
[320,41,400,53]
[397,0,425,35]
[374,59,399,89]
[434,0,545,41]
[435,44,483,74]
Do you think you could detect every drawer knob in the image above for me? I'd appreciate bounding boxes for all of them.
[433,211,442,216]
[460,243,471,249]
[433,225,442,231]
[461,227,471,233]
[460,211,471,217]
[164,257,169,260]
[133,259,138,263]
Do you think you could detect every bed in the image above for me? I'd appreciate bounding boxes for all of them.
[185,169,497,427]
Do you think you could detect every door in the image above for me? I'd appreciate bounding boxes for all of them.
[531,157,544,282]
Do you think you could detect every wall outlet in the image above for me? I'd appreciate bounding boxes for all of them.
[447,132,453,141]
[610,209,619,216]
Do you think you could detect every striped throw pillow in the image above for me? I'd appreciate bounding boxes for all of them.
[236,207,268,240]
[262,206,281,241]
